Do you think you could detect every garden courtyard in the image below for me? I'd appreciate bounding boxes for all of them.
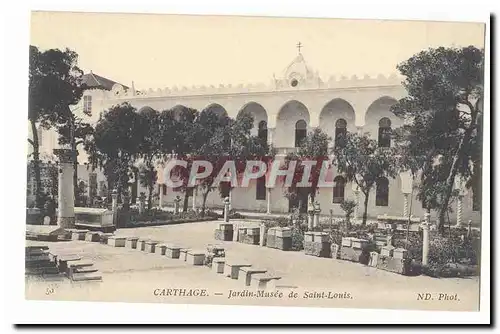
[25,219,479,311]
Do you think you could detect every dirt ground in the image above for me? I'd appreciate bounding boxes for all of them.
[25,220,480,311]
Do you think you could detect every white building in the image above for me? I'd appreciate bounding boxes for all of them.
[29,52,480,224]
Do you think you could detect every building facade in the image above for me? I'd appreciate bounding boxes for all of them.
[29,53,480,224]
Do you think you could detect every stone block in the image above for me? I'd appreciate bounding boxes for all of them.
[341,237,353,247]
[107,236,126,247]
[137,239,148,251]
[214,229,233,241]
[71,230,88,241]
[247,227,260,236]
[275,227,292,238]
[250,274,282,290]
[266,234,276,249]
[85,232,101,242]
[166,245,181,259]
[126,237,139,249]
[99,233,114,244]
[156,244,167,255]
[368,251,379,267]
[304,240,331,258]
[376,255,411,275]
[239,232,260,245]
[304,232,314,242]
[224,262,252,279]
[381,245,395,257]
[340,246,364,263]
[186,251,206,266]
[331,244,340,259]
[351,238,369,250]
[212,258,226,274]
[218,223,233,231]
[393,248,408,259]
[144,241,159,253]
[238,267,267,286]
[275,236,292,251]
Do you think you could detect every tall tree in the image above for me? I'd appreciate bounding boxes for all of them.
[332,132,398,225]
[86,103,143,201]
[28,45,85,207]
[391,46,484,232]
[283,128,331,210]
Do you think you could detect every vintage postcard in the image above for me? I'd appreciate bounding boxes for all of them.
[24,10,487,319]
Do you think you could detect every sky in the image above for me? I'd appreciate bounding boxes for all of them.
[30,11,485,90]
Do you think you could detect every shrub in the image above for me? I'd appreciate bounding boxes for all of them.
[291,227,305,251]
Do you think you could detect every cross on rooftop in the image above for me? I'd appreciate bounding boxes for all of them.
[296,42,303,54]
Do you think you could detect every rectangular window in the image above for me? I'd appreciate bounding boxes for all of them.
[83,95,92,114]
[256,176,267,200]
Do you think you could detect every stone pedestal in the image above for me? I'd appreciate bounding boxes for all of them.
[238,267,267,286]
[238,227,260,245]
[166,245,181,259]
[186,250,206,266]
[156,244,167,255]
[304,232,330,258]
[214,223,234,241]
[313,202,321,229]
[54,148,76,229]
[158,185,164,209]
[259,224,267,246]
[266,188,271,214]
[126,237,139,249]
[307,213,314,230]
[266,227,292,251]
[212,258,226,273]
[145,240,159,253]
[108,236,126,247]
[421,216,430,266]
[224,262,252,279]
[85,231,101,242]
[223,197,230,223]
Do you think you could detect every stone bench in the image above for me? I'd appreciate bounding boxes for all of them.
[238,267,267,286]
[214,223,234,241]
[126,237,139,249]
[224,262,252,279]
[179,248,191,261]
[250,274,282,290]
[144,240,159,253]
[155,243,168,255]
[212,258,226,274]
[137,239,149,251]
[186,250,206,266]
[107,236,126,247]
[85,231,101,242]
[166,245,182,259]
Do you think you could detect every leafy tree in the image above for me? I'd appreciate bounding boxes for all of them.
[391,46,484,232]
[86,103,143,201]
[332,132,398,225]
[28,45,85,207]
[283,128,331,210]
[138,163,158,210]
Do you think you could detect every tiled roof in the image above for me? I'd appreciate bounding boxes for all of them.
[82,72,129,91]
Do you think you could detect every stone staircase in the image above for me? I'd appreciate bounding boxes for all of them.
[25,246,63,279]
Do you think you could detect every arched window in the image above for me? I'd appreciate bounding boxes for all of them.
[376,177,389,206]
[295,120,307,147]
[332,176,345,203]
[256,176,267,200]
[334,118,347,147]
[258,120,268,143]
[378,117,392,148]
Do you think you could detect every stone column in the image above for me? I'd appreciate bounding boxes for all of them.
[421,212,431,266]
[403,193,409,217]
[158,184,164,210]
[259,223,267,246]
[111,189,118,227]
[313,201,321,229]
[192,187,197,211]
[266,188,271,214]
[88,171,97,207]
[228,188,232,211]
[456,195,463,227]
[53,148,76,229]
[223,197,230,223]
[174,196,181,215]
[138,193,146,215]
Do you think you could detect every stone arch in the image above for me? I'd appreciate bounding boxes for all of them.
[203,103,228,118]
[237,102,269,136]
[319,98,356,145]
[274,100,310,148]
[363,96,402,138]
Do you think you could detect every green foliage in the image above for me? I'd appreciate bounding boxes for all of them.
[392,46,484,232]
[332,132,398,225]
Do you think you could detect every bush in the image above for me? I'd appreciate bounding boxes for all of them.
[291,227,305,251]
